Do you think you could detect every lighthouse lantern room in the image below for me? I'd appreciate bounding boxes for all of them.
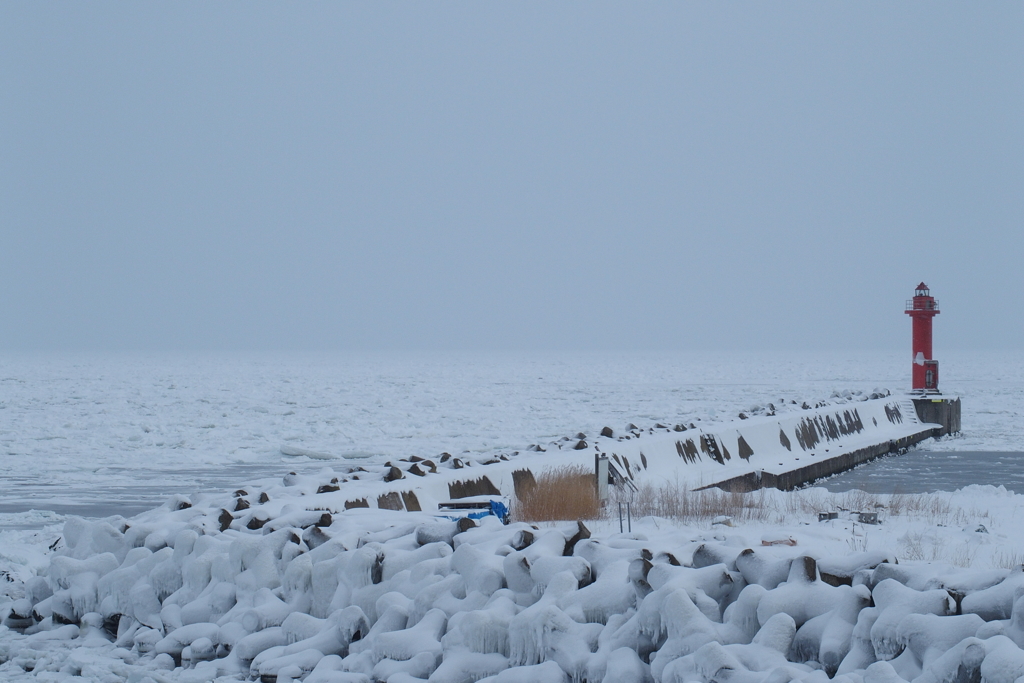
[905,282,940,393]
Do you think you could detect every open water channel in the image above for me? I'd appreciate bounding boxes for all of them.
[817,450,1024,494]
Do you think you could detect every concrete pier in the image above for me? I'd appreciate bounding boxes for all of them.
[275,395,963,513]
[706,427,935,492]
[706,396,961,492]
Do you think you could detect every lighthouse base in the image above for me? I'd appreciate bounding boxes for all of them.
[912,397,961,437]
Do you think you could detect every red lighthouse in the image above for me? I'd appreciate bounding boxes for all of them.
[905,283,940,393]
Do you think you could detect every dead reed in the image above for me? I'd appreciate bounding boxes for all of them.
[512,467,974,531]
[628,481,779,524]
[512,465,601,522]
[621,482,967,528]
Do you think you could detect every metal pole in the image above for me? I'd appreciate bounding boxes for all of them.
[627,502,632,533]
[618,502,623,533]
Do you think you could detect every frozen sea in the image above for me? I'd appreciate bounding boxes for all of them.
[1,350,1022,528]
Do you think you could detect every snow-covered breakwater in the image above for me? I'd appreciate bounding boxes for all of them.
[560,395,948,493]
[4,479,1024,682]
[255,397,944,517]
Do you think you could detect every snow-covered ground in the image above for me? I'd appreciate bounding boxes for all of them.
[3,477,1024,683]
[2,350,1024,682]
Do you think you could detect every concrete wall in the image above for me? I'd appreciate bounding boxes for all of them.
[705,427,936,492]
[912,397,961,436]
[704,396,961,493]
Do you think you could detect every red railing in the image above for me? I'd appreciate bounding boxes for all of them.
[905,299,939,311]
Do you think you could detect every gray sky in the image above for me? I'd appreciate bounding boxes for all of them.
[2,3,1021,353]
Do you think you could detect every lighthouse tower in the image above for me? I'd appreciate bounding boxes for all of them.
[905,283,940,393]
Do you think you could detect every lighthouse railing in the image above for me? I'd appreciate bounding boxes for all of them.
[905,299,939,312]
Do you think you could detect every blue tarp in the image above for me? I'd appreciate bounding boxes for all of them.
[437,498,509,525]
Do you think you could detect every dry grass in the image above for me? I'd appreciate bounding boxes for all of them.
[898,532,979,567]
[512,465,601,522]
[887,491,955,519]
[899,531,926,561]
[949,541,977,568]
[628,481,779,525]
[513,468,982,538]
[615,481,974,530]
[994,549,1024,570]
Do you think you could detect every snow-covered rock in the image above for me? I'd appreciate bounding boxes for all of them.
[5,476,1024,683]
